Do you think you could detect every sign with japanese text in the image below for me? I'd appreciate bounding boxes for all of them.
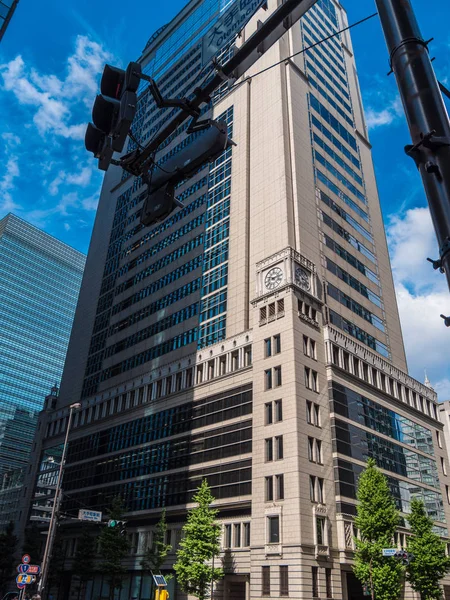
[78,509,102,522]
[202,0,266,65]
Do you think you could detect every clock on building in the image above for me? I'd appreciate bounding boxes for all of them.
[294,265,311,291]
[264,267,284,291]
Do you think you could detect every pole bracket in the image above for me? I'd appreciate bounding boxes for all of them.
[405,129,450,169]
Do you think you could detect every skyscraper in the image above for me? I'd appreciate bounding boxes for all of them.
[29,1,450,598]
[0,0,19,42]
[0,213,85,480]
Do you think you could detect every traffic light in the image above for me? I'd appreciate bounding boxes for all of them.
[141,120,233,227]
[362,583,371,596]
[85,62,142,171]
[107,519,127,535]
[394,549,414,565]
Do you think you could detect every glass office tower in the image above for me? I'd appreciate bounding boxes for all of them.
[0,213,85,479]
[27,1,450,599]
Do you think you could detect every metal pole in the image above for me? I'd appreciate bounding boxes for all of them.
[38,402,81,597]
[374,0,450,292]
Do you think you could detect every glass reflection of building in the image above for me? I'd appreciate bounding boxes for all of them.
[0,214,85,482]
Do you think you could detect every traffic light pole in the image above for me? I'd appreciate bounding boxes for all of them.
[120,0,318,176]
[375,0,450,297]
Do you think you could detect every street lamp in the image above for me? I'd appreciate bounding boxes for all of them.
[38,402,81,596]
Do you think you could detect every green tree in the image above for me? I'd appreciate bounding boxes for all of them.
[98,496,131,600]
[141,508,172,573]
[353,458,403,600]
[406,498,450,600]
[174,480,223,600]
[73,527,98,600]
[0,521,18,594]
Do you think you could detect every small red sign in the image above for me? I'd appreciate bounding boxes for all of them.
[22,554,31,564]
[27,565,41,575]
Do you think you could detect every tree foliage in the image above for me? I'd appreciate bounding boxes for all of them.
[73,527,98,600]
[141,509,172,574]
[98,496,131,600]
[353,458,403,600]
[0,522,18,594]
[406,498,450,600]
[174,480,223,600]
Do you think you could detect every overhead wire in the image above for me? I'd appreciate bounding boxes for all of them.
[144,11,378,157]
[226,11,378,91]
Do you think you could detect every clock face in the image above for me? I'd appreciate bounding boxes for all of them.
[264,267,283,290]
[295,266,310,290]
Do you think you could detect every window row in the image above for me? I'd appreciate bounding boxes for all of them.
[303,335,317,359]
[324,233,379,284]
[116,233,204,294]
[265,366,282,390]
[305,367,319,392]
[259,299,285,324]
[313,134,362,185]
[298,299,318,324]
[311,115,360,168]
[111,254,203,316]
[265,399,283,425]
[223,521,251,549]
[329,309,389,359]
[332,380,438,446]
[262,565,289,597]
[327,283,385,333]
[307,401,321,427]
[265,474,285,501]
[265,436,284,462]
[326,258,382,308]
[310,94,358,151]
[319,189,373,244]
[265,334,281,357]
[316,170,368,222]
[310,475,325,503]
[308,437,323,464]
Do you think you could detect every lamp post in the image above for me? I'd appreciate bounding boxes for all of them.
[38,402,81,597]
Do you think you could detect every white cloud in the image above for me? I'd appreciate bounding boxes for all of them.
[0,36,112,140]
[0,156,20,212]
[49,165,92,196]
[387,207,450,400]
[366,96,403,130]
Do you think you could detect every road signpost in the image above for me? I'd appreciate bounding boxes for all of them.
[22,554,31,564]
[78,509,102,522]
[202,0,267,65]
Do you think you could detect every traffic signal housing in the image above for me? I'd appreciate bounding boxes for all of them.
[394,549,414,565]
[141,120,233,227]
[107,519,128,535]
[85,62,142,171]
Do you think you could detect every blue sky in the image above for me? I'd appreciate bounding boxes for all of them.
[1,0,450,396]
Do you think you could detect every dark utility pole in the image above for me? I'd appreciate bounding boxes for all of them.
[375,0,450,294]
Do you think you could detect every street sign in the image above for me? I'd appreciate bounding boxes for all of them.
[22,554,31,564]
[17,583,26,590]
[17,574,34,584]
[382,548,397,556]
[27,564,41,575]
[78,509,102,522]
[17,564,29,573]
[202,0,267,66]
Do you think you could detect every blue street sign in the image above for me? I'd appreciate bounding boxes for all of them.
[17,564,29,573]
[382,548,397,556]
[202,0,267,66]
